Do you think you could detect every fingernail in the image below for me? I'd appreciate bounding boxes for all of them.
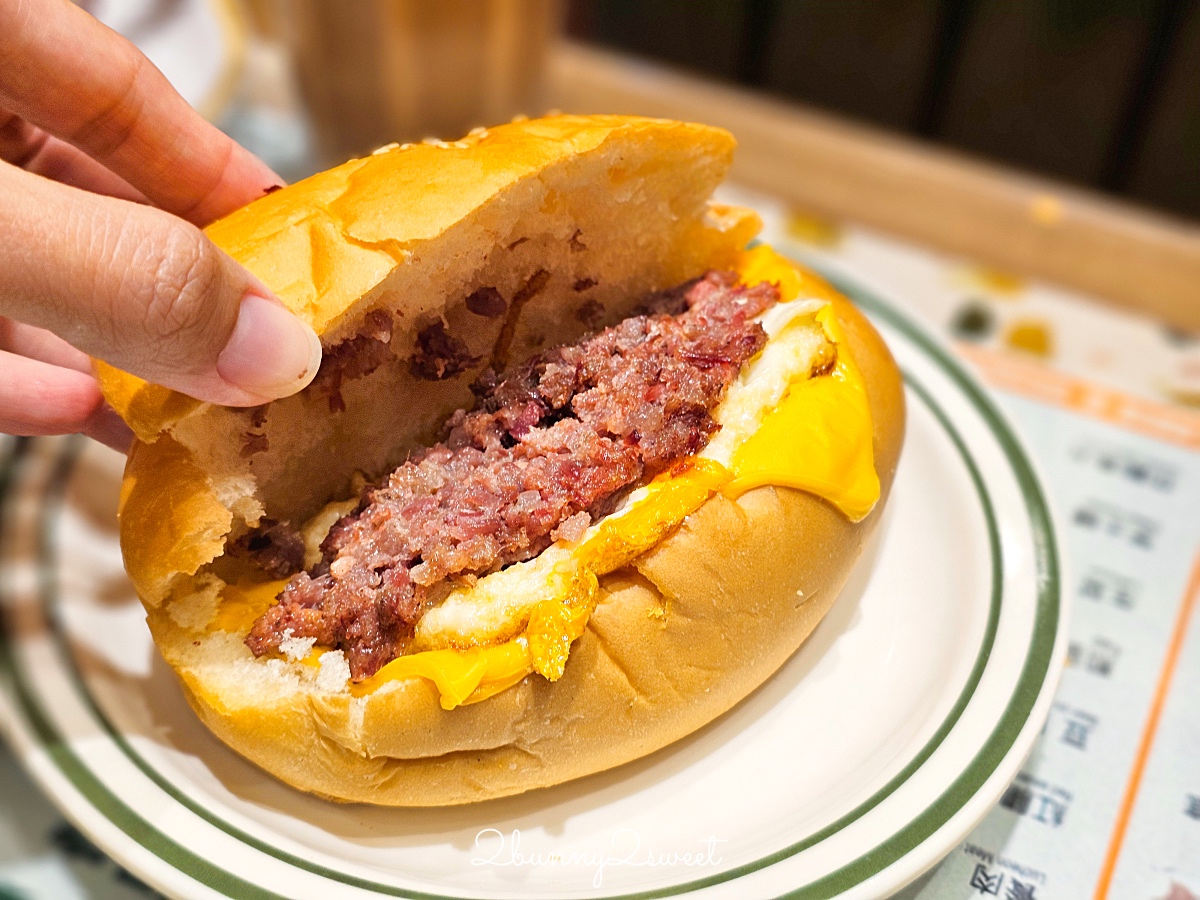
[217,293,322,400]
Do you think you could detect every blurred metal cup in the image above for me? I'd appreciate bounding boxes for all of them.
[277,0,561,165]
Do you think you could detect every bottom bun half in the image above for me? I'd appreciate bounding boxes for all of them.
[145,294,904,806]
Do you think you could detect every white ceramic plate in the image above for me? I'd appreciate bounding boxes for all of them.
[0,268,1066,899]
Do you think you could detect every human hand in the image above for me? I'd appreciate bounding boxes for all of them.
[0,0,323,453]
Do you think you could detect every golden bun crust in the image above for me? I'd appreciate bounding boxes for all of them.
[109,114,905,805]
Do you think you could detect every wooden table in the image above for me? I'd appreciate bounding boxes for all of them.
[548,41,1200,333]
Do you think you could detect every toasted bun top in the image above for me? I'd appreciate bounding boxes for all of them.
[96,115,743,443]
[105,115,759,606]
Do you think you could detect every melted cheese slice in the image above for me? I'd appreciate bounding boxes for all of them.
[207,247,880,709]
[725,304,879,520]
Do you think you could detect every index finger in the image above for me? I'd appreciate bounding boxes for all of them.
[0,0,282,226]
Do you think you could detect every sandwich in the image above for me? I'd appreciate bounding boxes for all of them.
[98,114,905,805]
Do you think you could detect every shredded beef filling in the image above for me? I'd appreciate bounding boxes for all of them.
[244,271,779,679]
[228,519,306,580]
[309,309,395,412]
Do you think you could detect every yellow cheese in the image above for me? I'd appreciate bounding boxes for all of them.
[724,304,879,521]
[738,244,844,305]
[210,248,880,708]
[724,246,878,521]
[210,578,289,633]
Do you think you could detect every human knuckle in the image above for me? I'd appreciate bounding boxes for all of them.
[142,224,223,341]
[69,50,147,160]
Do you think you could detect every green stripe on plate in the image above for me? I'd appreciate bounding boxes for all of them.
[0,439,289,900]
[791,271,1060,898]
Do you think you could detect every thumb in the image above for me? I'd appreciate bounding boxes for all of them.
[0,162,321,406]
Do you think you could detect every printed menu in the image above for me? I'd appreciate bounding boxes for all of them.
[738,189,1200,900]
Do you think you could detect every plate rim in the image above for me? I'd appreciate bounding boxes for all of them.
[0,271,1064,899]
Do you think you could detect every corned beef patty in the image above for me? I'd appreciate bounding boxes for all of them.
[244,271,779,679]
